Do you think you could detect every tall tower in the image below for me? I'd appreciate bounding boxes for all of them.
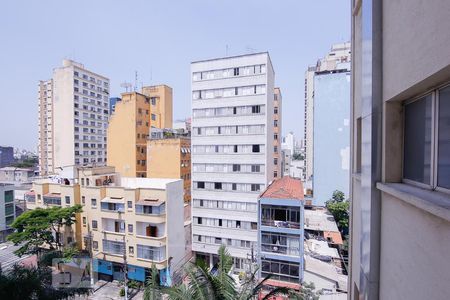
[191,52,275,270]
[38,60,110,175]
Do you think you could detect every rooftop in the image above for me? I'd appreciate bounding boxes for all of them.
[0,167,34,172]
[120,177,181,190]
[191,51,269,64]
[260,176,304,200]
[304,208,340,232]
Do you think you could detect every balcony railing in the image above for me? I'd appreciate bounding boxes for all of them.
[261,219,301,229]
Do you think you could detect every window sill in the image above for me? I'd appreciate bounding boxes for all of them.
[376,183,450,222]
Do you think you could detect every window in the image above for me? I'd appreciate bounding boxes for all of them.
[93,241,98,249]
[234,145,238,153]
[233,107,237,114]
[252,105,260,114]
[251,184,260,192]
[129,246,134,254]
[151,114,156,121]
[404,94,433,185]
[274,171,278,178]
[233,68,239,76]
[232,183,237,190]
[82,217,86,225]
[81,196,85,205]
[274,158,278,165]
[236,221,241,228]
[128,224,133,233]
[86,178,90,186]
[437,86,450,189]
[274,120,278,127]
[91,198,97,207]
[219,219,223,226]
[251,165,260,173]
[151,97,156,105]
[197,182,205,189]
[252,145,260,153]
[128,201,132,208]
[65,196,70,204]
[198,217,203,225]
[274,146,278,153]
[199,199,204,207]
[92,220,98,229]
[274,107,278,114]
[233,164,240,172]
[214,182,222,190]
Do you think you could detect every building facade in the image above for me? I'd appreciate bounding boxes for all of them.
[38,60,110,175]
[27,166,185,284]
[147,130,191,202]
[107,85,173,178]
[257,176,304,288]
[304,44,351,205]
[0,184,16,242]
[109,97,121,114]
[349,0,450,299]
[273,88,282,179]
[0,167,35,183]
[191,53,275,271]
[0,147,14,168]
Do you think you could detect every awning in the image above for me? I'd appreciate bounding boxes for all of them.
[100,197,124,204]
[136,199,164,206]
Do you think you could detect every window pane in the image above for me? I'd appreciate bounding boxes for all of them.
[404,95,432,184]
[438,87,450,189]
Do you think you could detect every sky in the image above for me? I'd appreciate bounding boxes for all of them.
[0,0,350,151]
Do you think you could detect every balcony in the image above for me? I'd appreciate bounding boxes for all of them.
[102,218,125,235]
[136,245,166,262]
[136,222,165,239]
[43,193,61,206]
[100,198,125,213]
[260,219,301,229]
[135,200,165,216]
[25,192,36,203]
[102,239,125,256]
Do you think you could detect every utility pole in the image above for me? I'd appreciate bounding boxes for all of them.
[123,234,128,300]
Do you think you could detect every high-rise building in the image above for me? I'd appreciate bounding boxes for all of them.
[191,53,275,271]
[109,97,121,114]
[257,176,304,290]
[304,44,351,205]
[38,60,110,175]
[349,1,450,299]
[107,85,173,178]
[273,88,282,179]
[0,146,14,168]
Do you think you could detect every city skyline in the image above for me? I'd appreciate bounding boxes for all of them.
[0,0,350,150]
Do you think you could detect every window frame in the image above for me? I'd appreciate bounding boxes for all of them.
[402,84,450,195]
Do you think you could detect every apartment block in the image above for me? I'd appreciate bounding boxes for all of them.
[147,129,191,202]
[0,184,16,242]
[191,52,275,271]
[0,167,35,183]
[0,146,14,168]
[38,60,110,175]
[273,88,282,179]
[304,44,351,205]
[27,166,185,284]
[350,1,450,299]
[257,177,304,290]
[107,85,173,178]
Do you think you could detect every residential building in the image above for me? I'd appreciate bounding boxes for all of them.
[281,149,291,177]
[38,60,110,175]
[27,166,185,284]
[0,146,14,168]
[0,167,35,183]
[257,176,304,289]
[281,132,295,156]
[141,85,173,129]
[349,1,450,299]
[107,85,173,178]
[273,88,282,179]
[305,43,351,205]
[147,129,191,202]
[109,97,121,114]
[304,67,315,183]
[191,52,275,271]
[173,118,192,135]
[0,184,16,242]
[289,160,304,180]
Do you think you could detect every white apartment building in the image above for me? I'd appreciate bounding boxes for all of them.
[0,183,15,242]
[38,60,110,175]
[191,53,275,271]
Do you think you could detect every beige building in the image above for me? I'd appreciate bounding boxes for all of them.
[349,1,450,299]
[107,85,173,178]
[273,88,282,179]
[147,131,191,202]
[38,60,110,175]
[28,166,186,284]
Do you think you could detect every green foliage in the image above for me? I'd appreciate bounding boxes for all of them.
[0,263,90,300]
[10,157,38,168]
[289,282,322,300]
[119,287,125,297]
[326,190,349,233]
[143,265,162,300]
[8,205,83,256]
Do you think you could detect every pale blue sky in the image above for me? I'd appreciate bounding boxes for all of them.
[0,0,350,151]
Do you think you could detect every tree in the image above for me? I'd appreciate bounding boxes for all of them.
[326,190,349,234]
[8,205,82,256]
[144,245,290,300]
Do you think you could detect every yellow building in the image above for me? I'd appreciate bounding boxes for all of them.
[147,133,191,202]
[273,87,282,179]
[107,85,173,178]
[27,166,186,283]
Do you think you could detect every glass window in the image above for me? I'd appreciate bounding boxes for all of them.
[65,196,70,204]
[92,220,98,229]
[403,94,432,184]
[438,87,450,189]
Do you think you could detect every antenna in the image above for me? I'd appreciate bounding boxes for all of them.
[134,71,138,91]
[120,82,132,92]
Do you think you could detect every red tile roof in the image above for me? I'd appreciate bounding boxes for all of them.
[260,176,304,200]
